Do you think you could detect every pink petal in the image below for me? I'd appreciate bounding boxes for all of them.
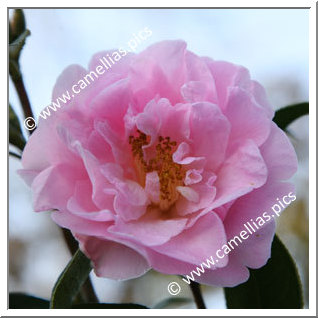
[176,186,200,203]
[250,80,275,119]
[172,142,205,166]
[146,249,194,275]
[224,181,295,269]
[86,130,114,163]
[88,50,135,77]
[185,51,216,84]
[189,102,231,170]
[181,81,211,103]
[260,122,298,181]
[153,212,228,267]
[52,210,112,237]
[194,253,250,287]
[94,120,131,167]
[21,117,80,172]
[129,58,172,111]
[67,180,114,222]
[109,208,188,246]
[139,98,191,143]
[52,64,88,103]
[139,40,186,83]
[176,171,216,216]
[129,40,187,107]
[203,59,251,111]
[76,235,150,280]
[184,169,203,185]
[145,171,160,204]
[211,139,268,209]
[181,51,218,103]
[31,164,83,212]
[75,145,115,210]
[101,163,148,221]
[90,79,131,136]
[17,169,39,187]
[224,87,271,147]
[135,111,160,148]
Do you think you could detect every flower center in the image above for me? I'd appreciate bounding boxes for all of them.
[129,130,185,210]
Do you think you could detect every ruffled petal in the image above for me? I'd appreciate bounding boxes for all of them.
[76,235,150,280]
[109,208,187,246]
[260,122,298,181]
[189,102,231,170]
[211,139,268,209]
[224,87,271,147]
[152,212,228,267]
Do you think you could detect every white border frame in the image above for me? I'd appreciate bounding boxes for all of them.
[3,0,316,316]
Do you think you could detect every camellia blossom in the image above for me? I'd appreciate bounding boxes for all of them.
[19,40,297,287]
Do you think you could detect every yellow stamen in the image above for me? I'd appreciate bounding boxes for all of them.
[129,131,185,210]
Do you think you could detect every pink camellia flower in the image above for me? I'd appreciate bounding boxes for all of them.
[19,40,297,287]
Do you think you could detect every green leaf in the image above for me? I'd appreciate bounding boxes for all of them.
[9,293,149,309]
[9,293,49,309]
[153,297,192,309]
[273,102,309,131]
[50,249,92,309]
[224,235,303,309]
[9,104,26,151]
[72,303,148,309]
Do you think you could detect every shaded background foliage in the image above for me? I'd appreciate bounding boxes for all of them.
[9,9,309,309]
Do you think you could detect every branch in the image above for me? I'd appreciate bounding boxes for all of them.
[9,151,22,159]
[189,282,206,309]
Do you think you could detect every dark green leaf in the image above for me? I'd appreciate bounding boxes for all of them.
[73,303,148,309]
[224,235,303,309]
[50,249,92,309]
[9,293,149,309]
[9,293,49,309]
[153,297,192,309]
[273,102,309,131]
[9,104,26,151]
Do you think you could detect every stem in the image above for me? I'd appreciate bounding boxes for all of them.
[9,151,21,159]
[189,282,206,309]
[61,228,78,255]
[9,29,33,134]
[61,228,99,303]
[11,73,34,126]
